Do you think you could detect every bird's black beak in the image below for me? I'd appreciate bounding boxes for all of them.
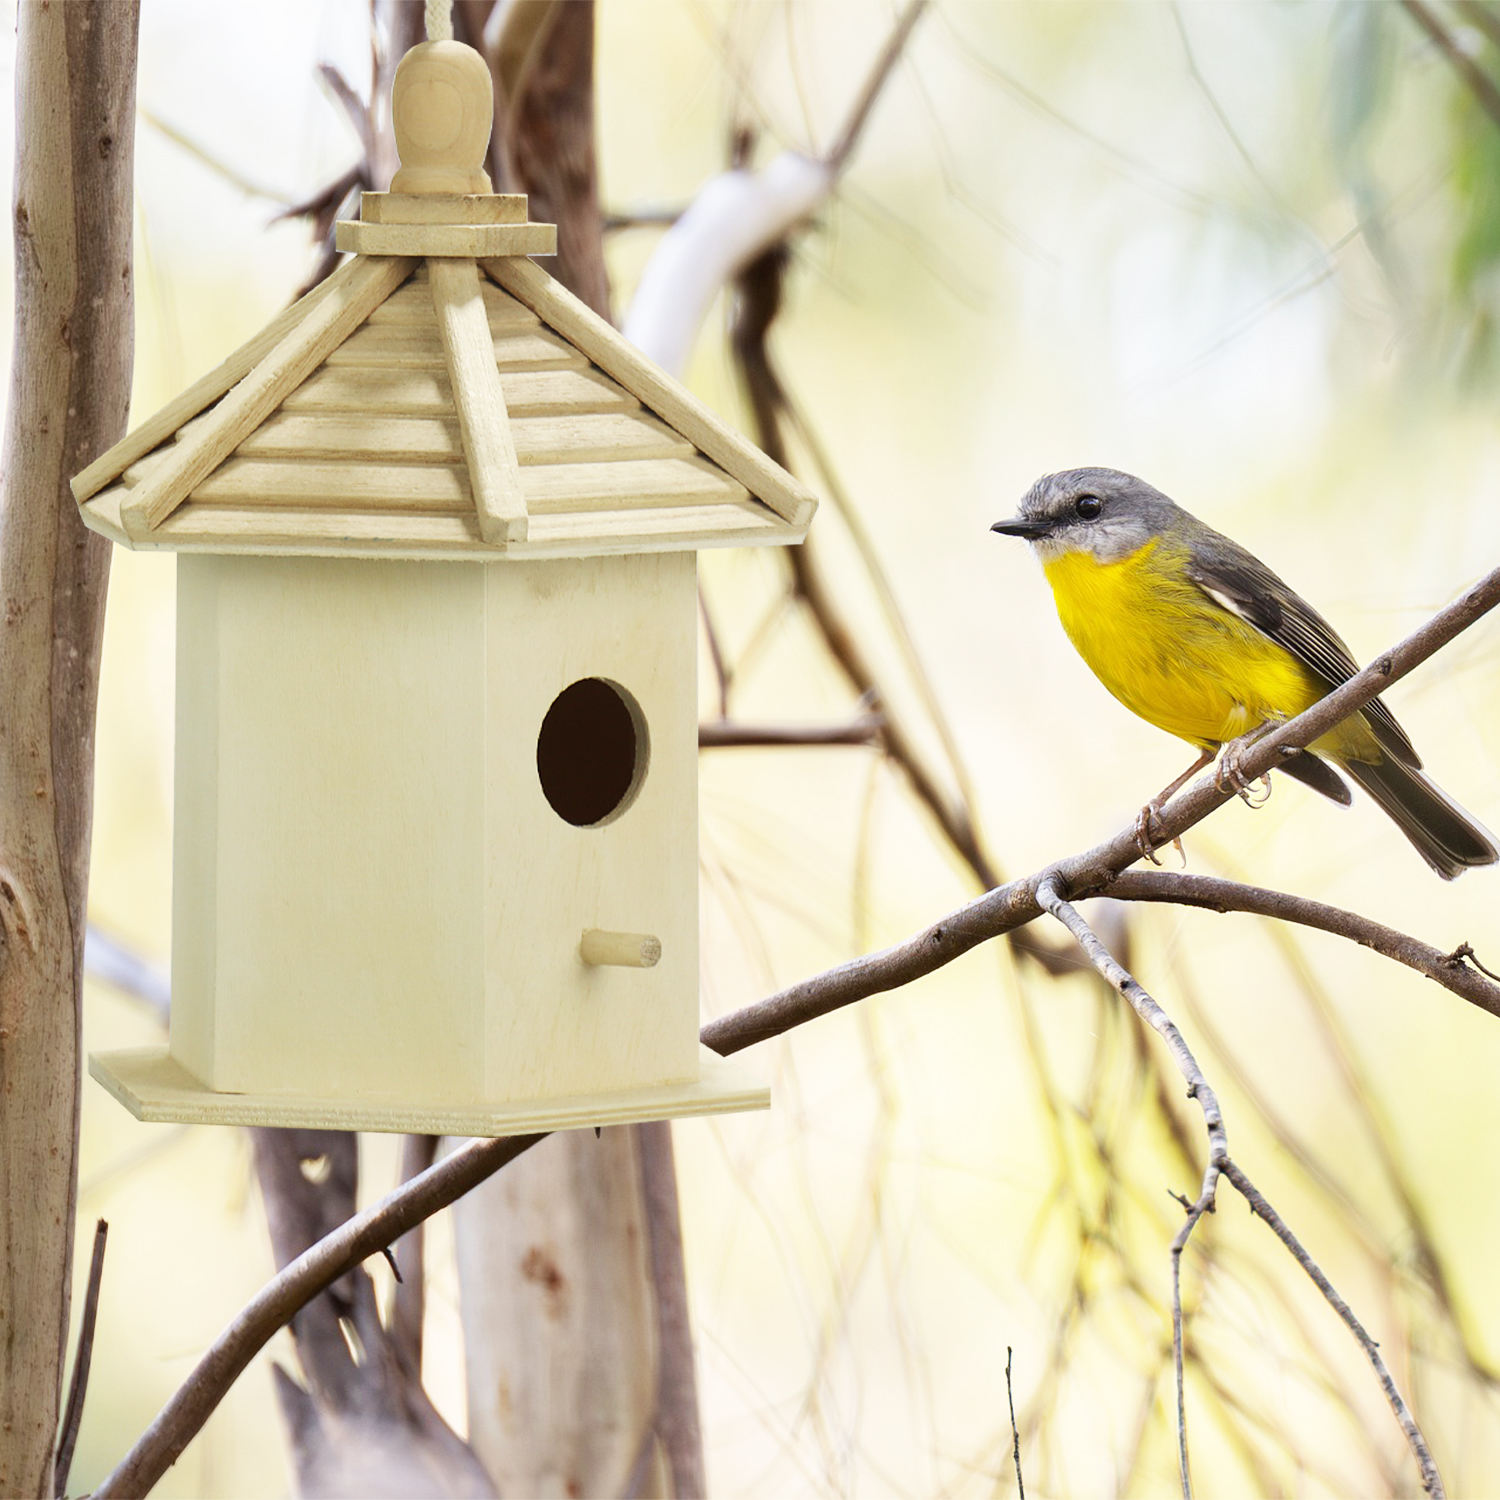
[990,517,1051,539]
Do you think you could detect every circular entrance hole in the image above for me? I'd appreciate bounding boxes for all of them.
[536,677,649,827]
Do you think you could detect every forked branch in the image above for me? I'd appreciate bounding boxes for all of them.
[1036,879,1443,1499]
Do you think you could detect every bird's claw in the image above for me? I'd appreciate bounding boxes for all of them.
[1214,732,1275,808]
[1134,800,1186,867]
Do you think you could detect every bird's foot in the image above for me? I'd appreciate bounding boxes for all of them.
[1134,800,1186,867]
[1214,727,1277,808]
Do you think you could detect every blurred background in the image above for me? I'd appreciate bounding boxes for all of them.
[10,0,1500,1493]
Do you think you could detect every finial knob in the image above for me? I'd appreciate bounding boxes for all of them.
[390,41,494,195]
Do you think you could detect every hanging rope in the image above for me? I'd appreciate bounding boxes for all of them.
[424,0,453,42]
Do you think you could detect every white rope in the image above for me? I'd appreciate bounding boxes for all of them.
[424,0,454,42]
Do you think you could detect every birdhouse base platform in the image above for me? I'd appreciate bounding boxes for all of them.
[89,1045,768,1136]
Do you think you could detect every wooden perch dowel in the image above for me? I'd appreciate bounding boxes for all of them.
[580,930,662,968]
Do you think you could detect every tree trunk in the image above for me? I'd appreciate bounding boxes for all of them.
[0,2,138,1494]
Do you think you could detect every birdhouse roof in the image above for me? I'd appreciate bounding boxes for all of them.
[73,241,816,561]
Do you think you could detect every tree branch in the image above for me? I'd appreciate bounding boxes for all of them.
[1222,1158,1444,1497]
[1101,871,1500,1019]
[1037,876,1445,1498]
[92,1135,545,1499]
[1035,878,1226,1499]
[53,1219,108,1498]
[697,714,883,748]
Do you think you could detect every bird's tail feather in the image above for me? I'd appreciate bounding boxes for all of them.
[1344,757,1498,880]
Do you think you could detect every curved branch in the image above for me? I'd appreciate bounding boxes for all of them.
[1101,871,1500,1019]
[92,1135,544,1499]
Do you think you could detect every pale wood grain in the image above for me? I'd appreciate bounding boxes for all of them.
[361,190,528,225]
[580,930,662,967]
[147,552,748,1125]
[335,220,556,258]
[430,257,527,542]
[486,253,817,529]
[367,274,532,325]
[120,255,417,533]
[281,363,636,417]
[235,408,689,466]
[184,455,749,514]
[91,1046,766,1134]
[323,319,574,371]
[87,490,788,559]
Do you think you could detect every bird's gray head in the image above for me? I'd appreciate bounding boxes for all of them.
[991,467,1182,564]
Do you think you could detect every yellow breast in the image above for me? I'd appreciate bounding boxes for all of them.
[1041,540,1333,752]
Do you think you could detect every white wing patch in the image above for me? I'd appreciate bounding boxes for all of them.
[1201,583,1251,623]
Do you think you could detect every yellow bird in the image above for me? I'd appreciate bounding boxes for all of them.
[991,467,1496,878]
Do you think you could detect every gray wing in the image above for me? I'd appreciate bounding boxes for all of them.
[1185,534,1419,767]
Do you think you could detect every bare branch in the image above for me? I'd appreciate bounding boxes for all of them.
[390,1134,439,1382]
[1005,1346,1025,1499]
[1035,878,1226,1499]
[54,1219,108,1498]
[697,715,883,748]
[825,0,929,170]
[1101,871,1500,1019]
[92,1134,544,1499]
[1222,1158,1445,1497]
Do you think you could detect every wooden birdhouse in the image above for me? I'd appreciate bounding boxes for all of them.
[74,40,815,1136]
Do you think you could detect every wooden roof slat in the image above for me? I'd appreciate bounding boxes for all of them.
[483,254,817,529]
[120,255,418,535]
[191,459,471,512]
[323,321,576,372]
[280,365,638,418]
[238,409,687,466]
[83,483,791,558]
[517,456,750,512]
[187,455,752,516]
[430,258,527,543]
[71,253,370,505]
[367,276,532,327]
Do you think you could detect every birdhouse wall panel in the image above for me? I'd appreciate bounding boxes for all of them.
[168,567,222,1086]
[478,551,700,1101]
[172,554,489,1101]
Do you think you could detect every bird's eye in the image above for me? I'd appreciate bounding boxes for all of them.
[1075,494,1103,520]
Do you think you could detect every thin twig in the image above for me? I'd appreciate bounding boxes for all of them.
[92,1136,543,1499]
[1035,879,1226,1500]
[1221,1158,1445,1498]
[1100,871,1500,1016]
[697,715,883,748]
[1005,1346,1025,1499]
[54,1219,108,1498]
[1399,0,1500,129]
[825,0,930,170]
